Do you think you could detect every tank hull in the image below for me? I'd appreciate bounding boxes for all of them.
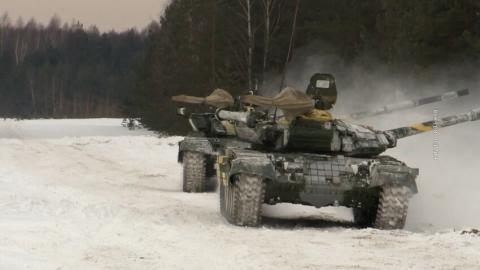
[178,136,418,208]
[216,148,418,208]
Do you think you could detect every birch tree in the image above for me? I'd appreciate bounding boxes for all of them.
[260,0,285,85]
[237,0,254,90]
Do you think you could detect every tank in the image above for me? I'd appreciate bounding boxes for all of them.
[172,86,478,230]
[172,89,239,192]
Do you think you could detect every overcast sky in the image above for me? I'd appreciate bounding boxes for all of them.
[0,0,170,32]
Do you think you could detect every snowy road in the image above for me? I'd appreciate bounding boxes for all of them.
[0,119,479,270]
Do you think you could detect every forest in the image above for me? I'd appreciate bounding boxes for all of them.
[2,0,480,134]
[130,0,480,134]
[0,14,148,118]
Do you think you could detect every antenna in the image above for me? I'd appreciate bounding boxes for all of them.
[279,0,301,91]
[274,0,301,122]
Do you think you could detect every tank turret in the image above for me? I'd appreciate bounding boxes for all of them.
[172,89,236,136]
[215,101,480,157]
[174,88,479,157]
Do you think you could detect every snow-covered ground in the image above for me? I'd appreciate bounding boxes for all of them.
[0,119,479,270]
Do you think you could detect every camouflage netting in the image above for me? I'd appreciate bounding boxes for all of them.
[172,89,234,109]
[241,87,314,119]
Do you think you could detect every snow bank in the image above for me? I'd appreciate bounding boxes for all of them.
[0,118,154,139]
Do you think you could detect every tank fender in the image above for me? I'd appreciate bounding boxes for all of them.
[227,154,276,181]
[178,137,215,163]
[369,162,419,193]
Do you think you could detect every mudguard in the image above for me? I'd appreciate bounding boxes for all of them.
[369,157,419,193]
[178,137,216,163]
[226,149,276,181]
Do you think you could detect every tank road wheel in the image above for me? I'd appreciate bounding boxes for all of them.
[182,151,207,193]
[374,185,412,230]
[220,174,265,227]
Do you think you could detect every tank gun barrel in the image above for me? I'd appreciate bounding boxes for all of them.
[387,107,480,140]
[348,89,470,120]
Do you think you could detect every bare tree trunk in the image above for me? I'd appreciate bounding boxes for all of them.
[210,0,217,86]
[57,78,64,116]
[59,90,64,116]
[43,90,49,116]
[35,30,40,50]
[86,94,91,117]
[51,77,56,117]
[13,32,29,65]
[0,28,3,54]
[28,75,37,115]
[104,92,111,117]
[73,93,77,117]
[279,0,300,90]
[262,0,271,77]
[14,35,19,66]
[246,0,253,90]
[0,15,5,54]
[261,0,285,87]
[237,0,254,90]
[20,35,28,63]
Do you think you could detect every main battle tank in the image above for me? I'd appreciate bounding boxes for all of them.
[173,79,477,230]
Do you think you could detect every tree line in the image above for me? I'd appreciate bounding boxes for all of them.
[0,14,148,118]
[2,1,480,134]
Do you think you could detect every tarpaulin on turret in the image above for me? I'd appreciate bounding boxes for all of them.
[241,87,314,119]
[172,89,234,109]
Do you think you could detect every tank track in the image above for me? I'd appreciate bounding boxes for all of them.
[374,185,411,229]
[182,151,207,192]
[221,174,265,227]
